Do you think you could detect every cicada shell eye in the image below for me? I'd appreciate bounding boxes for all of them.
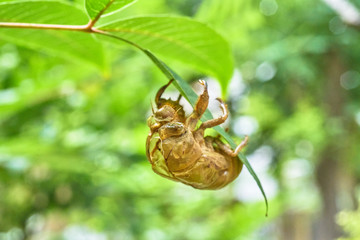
[154,105,176,122]
[159,122,185,138]
[147,115,156,128]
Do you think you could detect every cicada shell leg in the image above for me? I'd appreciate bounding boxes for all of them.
[176,94,182,103]
[214,136,249,157]
[155,79,174,107]
[199,97,229,130]
[186,80,209,130]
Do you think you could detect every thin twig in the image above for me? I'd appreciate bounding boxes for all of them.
[0,0,115,31]
[0,22,91,31]
[0,20,146,50]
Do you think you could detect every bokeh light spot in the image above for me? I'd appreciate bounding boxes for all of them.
[233,116,259,136]
[255,61,277,82]
[329,16,347,34]
[259,0,278,16]
[340,70,360,90]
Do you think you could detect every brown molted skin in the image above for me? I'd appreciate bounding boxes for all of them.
[146,80,248,190]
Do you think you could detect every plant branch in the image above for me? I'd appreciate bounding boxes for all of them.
[0,22,91,32]
[0,0,116,31]
[86,0,115,29]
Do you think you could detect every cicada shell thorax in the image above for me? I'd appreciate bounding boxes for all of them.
[158,128,202,173]
[147,121,202,180]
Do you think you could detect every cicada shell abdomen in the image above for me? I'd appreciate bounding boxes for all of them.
[171,150,243,190]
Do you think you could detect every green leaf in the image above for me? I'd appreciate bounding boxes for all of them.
[85,0,136,20]
[0,1,88,25]
[144,49,268,216]
[0,1,105,69]
[99,16,234,88]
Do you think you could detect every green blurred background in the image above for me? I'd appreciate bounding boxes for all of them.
[1,0,360,239]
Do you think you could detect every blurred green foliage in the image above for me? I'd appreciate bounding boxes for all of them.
[1,0,360,239]
[338,200,360,240]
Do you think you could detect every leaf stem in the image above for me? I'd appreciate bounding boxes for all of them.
[91,28,145,50]
[86,0,115,29]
